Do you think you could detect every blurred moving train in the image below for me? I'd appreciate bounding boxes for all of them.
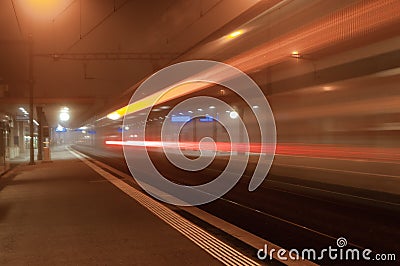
[71,0,400,195]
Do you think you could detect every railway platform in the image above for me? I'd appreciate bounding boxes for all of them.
[0,146,259,265]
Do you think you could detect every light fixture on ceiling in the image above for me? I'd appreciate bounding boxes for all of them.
[19,107,29,115]
[291,51,301,59]
[60,106,70,121]
[228,30,243,39]
[59,112,70,121]
[229,111,239,119]
[107,112,121,120]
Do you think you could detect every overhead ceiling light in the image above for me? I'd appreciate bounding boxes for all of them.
[59,112,70,121]
[291,51,301,58]
[209,106,216,109]
[33,120,39,126]
[229,111,239,119]
[19,107,28,114]
[160,106,170,109]
[107,112,121,120]
[323,86,333,91]
[228,30,243,39]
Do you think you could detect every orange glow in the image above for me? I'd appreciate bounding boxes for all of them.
[19,0,71,20]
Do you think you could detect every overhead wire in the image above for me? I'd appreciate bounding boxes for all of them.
[62,0,131,53]
[10,0,23,37]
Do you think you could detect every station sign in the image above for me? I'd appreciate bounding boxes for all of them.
[171,116,191,123]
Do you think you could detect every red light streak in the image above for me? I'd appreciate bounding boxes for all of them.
[105,140,400,163]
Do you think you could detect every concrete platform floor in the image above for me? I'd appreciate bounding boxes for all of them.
[0,147,222,265]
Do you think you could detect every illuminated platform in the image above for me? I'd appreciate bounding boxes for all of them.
[0,146,260,265]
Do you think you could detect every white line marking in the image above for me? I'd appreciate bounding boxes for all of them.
[70,147,318,266]
[68,147,260,266]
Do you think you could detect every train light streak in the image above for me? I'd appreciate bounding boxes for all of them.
[104,141,400,163]
[105,0,400,122]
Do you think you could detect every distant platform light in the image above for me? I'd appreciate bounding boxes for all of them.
[229,111,239,119]
[59,112,70,121]
[107,112,121,120]
[291,51,301,58]
[160,106,170,110]
[19,107,29,114]
[252,105,259,109]
[209,106,216,109]
[228,30,243,39]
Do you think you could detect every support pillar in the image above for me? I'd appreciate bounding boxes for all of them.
[18,121,26,156]
[28,35,35,165]
[36,106,43,160]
